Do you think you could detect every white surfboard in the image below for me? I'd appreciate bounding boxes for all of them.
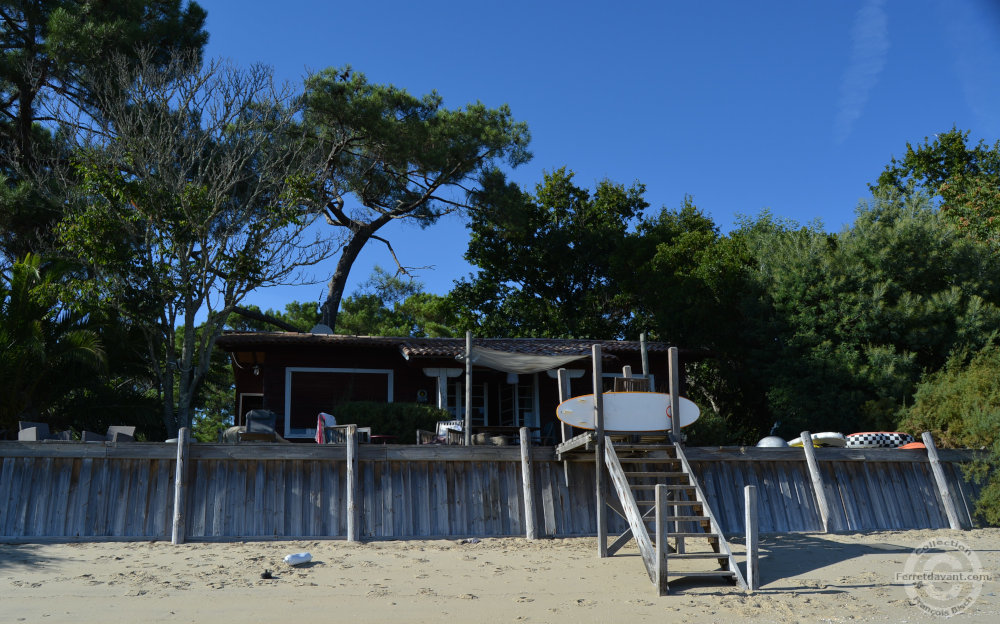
[787,432,847,448]
[556,392,700,431]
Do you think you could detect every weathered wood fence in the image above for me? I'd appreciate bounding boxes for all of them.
[0,442,982,542]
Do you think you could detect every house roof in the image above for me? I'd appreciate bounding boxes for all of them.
[215,332,677,361]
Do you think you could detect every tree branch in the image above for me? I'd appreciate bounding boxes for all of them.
[231,306,307,333]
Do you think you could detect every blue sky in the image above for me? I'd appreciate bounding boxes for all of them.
[196,0,1000,312]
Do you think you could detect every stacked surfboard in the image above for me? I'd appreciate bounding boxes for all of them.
[757,431,922,449]
[556,392,699,431]
[845,431,919,449]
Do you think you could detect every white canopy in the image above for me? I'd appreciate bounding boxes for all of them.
[466,345,588,374]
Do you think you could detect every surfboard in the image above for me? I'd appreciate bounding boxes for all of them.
[556,392,700,431]
[787,432,847,448]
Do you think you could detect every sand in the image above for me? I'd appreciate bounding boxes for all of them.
[2,529,999,623]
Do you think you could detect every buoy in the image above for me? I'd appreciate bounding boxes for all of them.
[756,436,789,447]
[283,552,312,566]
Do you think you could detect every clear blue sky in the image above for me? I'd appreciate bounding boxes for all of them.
[196,0,1000,313]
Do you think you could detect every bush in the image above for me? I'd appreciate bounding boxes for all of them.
[898,344,1000,525]
[333,402,451,443]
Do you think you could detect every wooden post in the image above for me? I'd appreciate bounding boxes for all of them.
[520,427,538,539]
[593,344,608,558]
[464,331,473,447]
[800,431,832,532]
[655,484,669,596]
[745,485,759,591]
[171,427,189,545]
[922,432,963,530]
[640,332,650,380]
[346,424,360,542]
[557,368,572,487]
[667,347,683,552]
[668,347,681,444]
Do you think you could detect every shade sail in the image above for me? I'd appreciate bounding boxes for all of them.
[466,345,588,374]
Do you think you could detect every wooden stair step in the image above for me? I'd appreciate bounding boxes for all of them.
[624,471,687,478]
[660,532,719,539]
[625,473,688,481]
[635,500,709,510]
[629,482,694,490]
[616,457,681,463]
[663,552,729,560]
[613,444,675,451]
[665,570,736,578]
[634,499,702,507]
[661,515,711,522]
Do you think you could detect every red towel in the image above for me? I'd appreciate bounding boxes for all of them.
[315,412,337,443]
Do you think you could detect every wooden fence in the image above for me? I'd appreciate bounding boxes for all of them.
[0,442,982,542]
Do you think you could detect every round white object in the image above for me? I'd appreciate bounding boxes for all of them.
[756,436,789,447]
[283,552,312,566]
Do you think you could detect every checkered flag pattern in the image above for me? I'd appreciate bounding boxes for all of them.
[846,432,915,448]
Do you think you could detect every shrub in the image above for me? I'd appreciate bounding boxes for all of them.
[333,402,451,443]
[898,344,1000,525]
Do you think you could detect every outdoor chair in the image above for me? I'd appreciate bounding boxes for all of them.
[323,425,371,444]
[81,425,137,442]
[239,409,278,442]
[17,421,71,441]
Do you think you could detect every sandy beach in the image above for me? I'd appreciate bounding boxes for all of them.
[3,529,998,623]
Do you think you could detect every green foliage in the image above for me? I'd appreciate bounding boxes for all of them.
[337,267,458,337]
[873,128,1000,247]
[453,167,646,338]
[752,191,1000,437]
[899,345,1000,525]
[300,66,531,328]
[899,345,1000,449]
[0,0,208,260]
[0,254,105,433]
[331,401,451,443]
[56,55,335,436]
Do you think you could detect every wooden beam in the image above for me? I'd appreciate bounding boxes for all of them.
[593,344,607,558]
[605,439,656,581]
[800,431,832,532]
[640,332,650,380]
[346,425,360,542]
[668,347,681,444]
[672,441,748,590]
[520,427,538,540]
[465,331,473,447]
[171,427,189,545]
[557,368,572,487]
[922,432,963,530]
[655,483,669,596]
[745,485,759,591]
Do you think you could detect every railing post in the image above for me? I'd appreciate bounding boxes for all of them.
[745,485,759,591]
[800,430,832,532]
[655,484,669,596]
[346,424,360,542]
[593,344,607,557]
[465,331,473,447]
[922,432,963,530]
[171,427,189,545]
[520,427,538,539]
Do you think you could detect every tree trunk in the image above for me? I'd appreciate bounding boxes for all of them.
[320,227,376,329]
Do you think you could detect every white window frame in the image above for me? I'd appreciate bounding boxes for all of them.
[283,367,394,439]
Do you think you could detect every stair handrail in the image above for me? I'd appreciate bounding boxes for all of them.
[670,436,748,590]
[604,438,657,582]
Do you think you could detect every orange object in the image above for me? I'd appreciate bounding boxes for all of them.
[897,441,926,450]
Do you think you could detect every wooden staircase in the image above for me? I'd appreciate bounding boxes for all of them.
[604,437,747,592]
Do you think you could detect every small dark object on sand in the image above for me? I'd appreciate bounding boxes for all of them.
[261,569,273,579]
